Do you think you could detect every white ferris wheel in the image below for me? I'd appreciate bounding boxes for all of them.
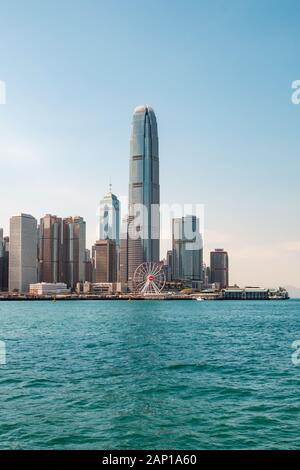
[133,262,166,295]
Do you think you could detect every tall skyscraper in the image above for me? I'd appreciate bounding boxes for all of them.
[210,249,229,288]
[119,216,129,288]
[172,215,203,284]
[84,248,93,283]
[98,188,120,281]
[166,250,173,282]
[1,236,9,291]
[0,229,4,290]
[9,214,38,293]
[62,216,86,289]
[127,105,160,285]
[99,188,120,244]
[0,229,6,291]
[94,239,117,283]
[38,214,63,283]
[202,263,211,288]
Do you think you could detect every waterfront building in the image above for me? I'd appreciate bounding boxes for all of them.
[9,214,37,293]
[210,249,229,288]
[38,214,63,284]
[94,239,117,283]
[62,216,86,289]
[172,215,203,284]
[127,105,160,286]
[75,281,120,295]
[92,282,119,294]
[29,282,70,295]
[222,287,268,300]
[221,287,288,300]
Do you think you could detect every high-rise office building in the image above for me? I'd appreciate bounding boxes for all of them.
[99,188,120,244]
[202,263,211,288]
[166,250,173,281]
[172,215,203,284]
[2,236,9,291]
[98,188,120,280]
[210,249,229,288]
[0,229,7,291]
[62,216,86,289]
[119,216,129,287]
[0,229,4,290]
[9,214,38,293]
[94,239,117,283]
[84,249,93,283]
[0,231,9,292]
[127,105,160,285]
[38,214,63,283]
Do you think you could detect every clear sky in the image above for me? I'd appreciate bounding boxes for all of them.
[0,0,299,287]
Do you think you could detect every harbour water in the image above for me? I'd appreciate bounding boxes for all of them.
[0,299,299,449]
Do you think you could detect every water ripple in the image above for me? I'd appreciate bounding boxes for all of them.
[0,299,299,449]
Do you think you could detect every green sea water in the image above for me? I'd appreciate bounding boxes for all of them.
[0,299,300,449]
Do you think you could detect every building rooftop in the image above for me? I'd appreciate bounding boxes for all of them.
[11,213,35,219]
[134,104,154,114]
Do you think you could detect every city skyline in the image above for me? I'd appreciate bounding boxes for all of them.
[0,1,300,287]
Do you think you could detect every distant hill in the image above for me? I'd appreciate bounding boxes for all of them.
[284,286,300,298]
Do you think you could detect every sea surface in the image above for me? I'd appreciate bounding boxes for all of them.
[0,299,300,450]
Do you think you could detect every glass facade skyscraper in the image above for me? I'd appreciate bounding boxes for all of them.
[62,216,86,289]
[210,249,229,288]
[38,214,63,284]
[172,215,203,284]
[127,105,160,284]
[99,190,120,245]
[9,214,38,293]
[97,190,120,284]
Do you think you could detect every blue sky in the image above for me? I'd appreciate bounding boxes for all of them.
[0,0,299,287]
